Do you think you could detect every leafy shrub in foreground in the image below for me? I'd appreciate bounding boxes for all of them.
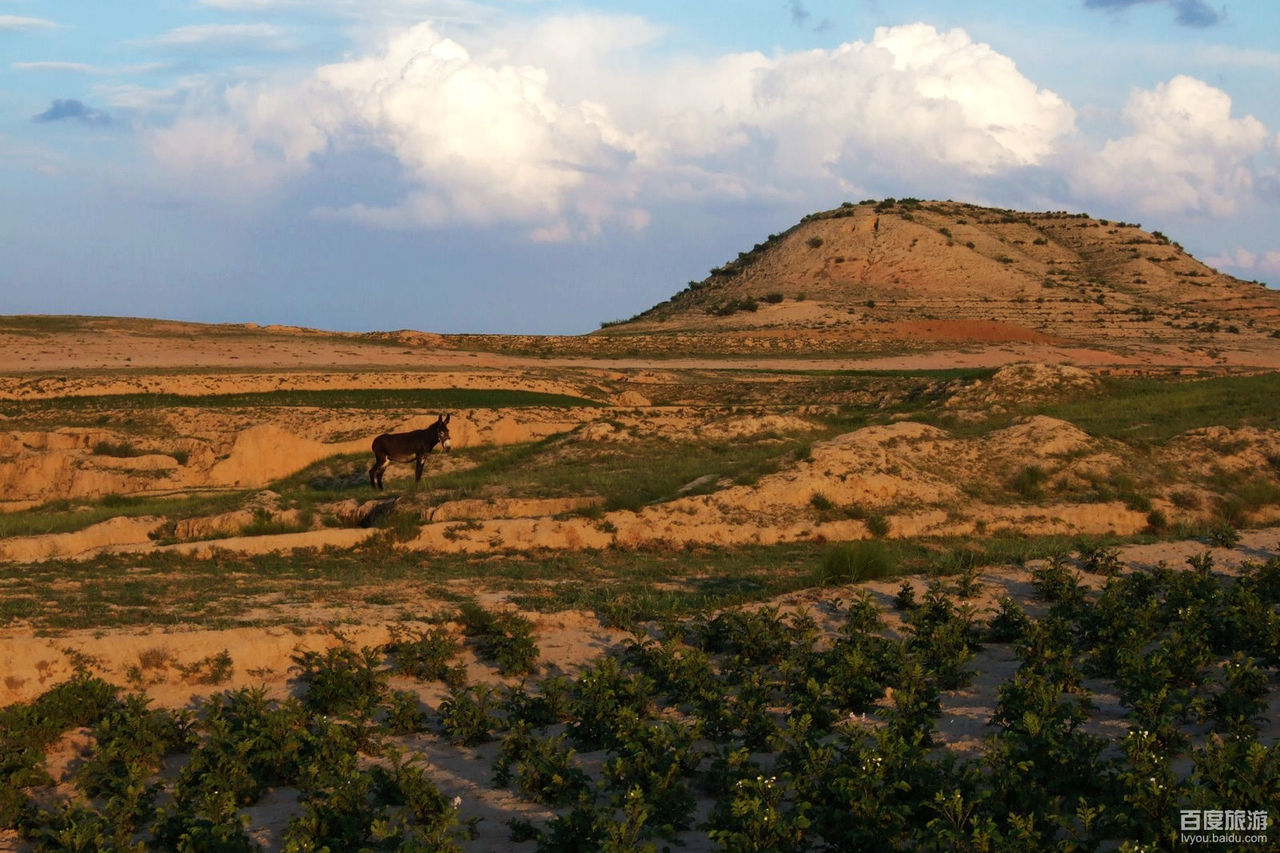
[985,665,1111,822]
[905,582,980,691]
[603,720,703,839]
[567,655,654,750]
[437,684,501,746]
[693,605,793,665]
[1,672,121,828]
[388,626,467,687]
[283,759,461,853]
[295,645,389,717]
[494,724,592,807]
[457,603,540,676]
[707,773,810,853]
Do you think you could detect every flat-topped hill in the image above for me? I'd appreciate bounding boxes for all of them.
[598,199,1280,358]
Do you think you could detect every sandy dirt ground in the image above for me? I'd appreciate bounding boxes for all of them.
[1,317,1278,850]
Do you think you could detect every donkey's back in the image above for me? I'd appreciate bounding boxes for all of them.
[371,429,434,462]
[369,414,452,490]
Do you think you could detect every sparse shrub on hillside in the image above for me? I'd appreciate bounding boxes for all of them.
[710,298,760,317]
[1122,491,1152,512]
[1220,478,1280,527]
[806,236,824,249]
[1145,509,1168,533]
[764,292,784,303]
[241,507,311,537]
[809,492,834,512]
[1009,465,1049,500]
[177,650,234,685]
[818,540,895,585]
[371,508,423,543]
[92,440,146,458]
[865,514,890,537]
[1207,520,1240,549]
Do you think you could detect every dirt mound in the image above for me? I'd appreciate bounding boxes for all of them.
[987,415,1093,458]
[0,515,165,562]
[431,497,602,522]
[391,418,1151,554]
[947,362,1099,414]
[696,413,814,440]
[207,425,351,487]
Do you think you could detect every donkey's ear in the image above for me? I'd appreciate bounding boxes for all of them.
[443,413,451,424]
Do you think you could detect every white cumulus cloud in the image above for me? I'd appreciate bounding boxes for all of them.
[145,17,1077,237]
[1206,247,1280,278]
[312,22,640,228]
[1071,75,1269,216]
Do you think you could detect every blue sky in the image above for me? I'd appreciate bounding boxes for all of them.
[2,0,1278,334]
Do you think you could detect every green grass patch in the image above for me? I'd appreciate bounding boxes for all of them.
[0,387,604,419]
[0,492,249,540]
[0,315,117,336]
[0,527,1220,633]
[816,540,895,585]
[408,432,815,511]
[1033,372,1280,442]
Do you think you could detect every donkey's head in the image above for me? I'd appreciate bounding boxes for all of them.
[435,413,452,451]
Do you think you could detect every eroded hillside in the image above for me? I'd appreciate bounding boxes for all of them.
[599,199,1280,361]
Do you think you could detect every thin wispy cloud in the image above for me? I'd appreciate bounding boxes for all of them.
[199,0,300,8]
[14,60,167,75]
[785,0,832,33]
[32,98,113,125]
[134,23,294,53]
[0,14,60,31]
[1189,45,1280,71]
[1084,0,1225,28]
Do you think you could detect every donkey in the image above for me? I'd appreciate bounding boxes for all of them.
[369,414,452,490]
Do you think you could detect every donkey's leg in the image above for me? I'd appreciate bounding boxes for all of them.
[370,455,386,490]
[414,454,425,488]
